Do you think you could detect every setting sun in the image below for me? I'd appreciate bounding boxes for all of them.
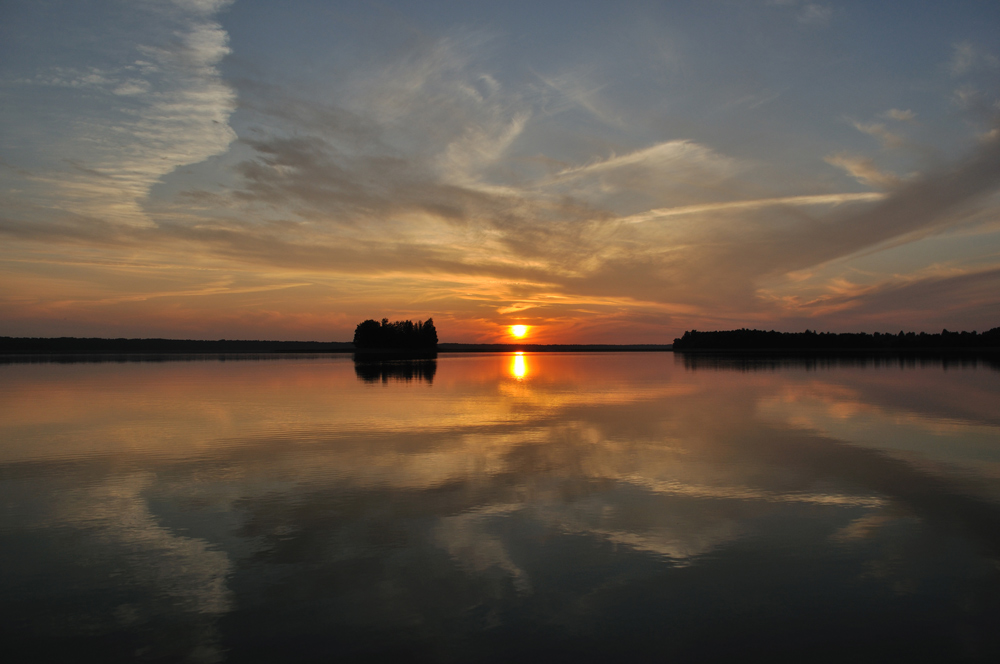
[510,325,529,338]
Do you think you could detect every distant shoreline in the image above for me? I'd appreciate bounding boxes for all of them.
[0,337,673,355]
[6,334,1000,356]
[0,337,356,355]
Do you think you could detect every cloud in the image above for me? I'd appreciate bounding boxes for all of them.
[824,153,903,189]
[952,85,1000,128]
[790,266,1000,326]
[950,41,999,77]
[882,108,916,123]
[534,70,622,126]
[112,79,153,96]
[541,140,740,213]
[780,129,1000,273]
[952,42,976,76]
[767,1,832,26]
[571,125,1000,313]
[4,0,236,226]
[173,0,234,14]
[496,302,538,314]
[851,121,904,149]
[554,140,737,180]
[798,3,832,25]
[229,132,510,232]
[621,193,884,224]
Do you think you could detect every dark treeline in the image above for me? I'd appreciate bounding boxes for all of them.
[0,337,354,354]
[353,318,438,350]
[673,327,1000,351]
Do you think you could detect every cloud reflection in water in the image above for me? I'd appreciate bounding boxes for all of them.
[1,353,999,660]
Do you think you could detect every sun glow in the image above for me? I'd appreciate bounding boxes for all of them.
[510,325,528,338]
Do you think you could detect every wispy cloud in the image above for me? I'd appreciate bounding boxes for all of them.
[533,70,622,126]
[882,108,916,123]
[824,153,903,189]
[851,121,904,149]
[950,41,999,77]
[767,0,832,26]
[778,265,1000,328]
[797,3,832,25]
[5,0,236,226]
[553,140,737,180]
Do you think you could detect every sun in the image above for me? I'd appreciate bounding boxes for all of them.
[510,325,528,338]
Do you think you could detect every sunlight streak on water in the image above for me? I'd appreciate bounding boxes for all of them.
[511,351,527,380]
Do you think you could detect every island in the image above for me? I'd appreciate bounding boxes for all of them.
[353,318,438,350]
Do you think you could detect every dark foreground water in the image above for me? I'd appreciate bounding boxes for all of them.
[1,352,999,662]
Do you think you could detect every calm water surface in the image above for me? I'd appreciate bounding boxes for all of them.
[2,352,999,662]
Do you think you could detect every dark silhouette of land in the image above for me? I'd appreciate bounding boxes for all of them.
[673,327,1000,352]
[0,336,672,357]
[9,326,998,357]
[0,337,354,355]
[353,318,438,351]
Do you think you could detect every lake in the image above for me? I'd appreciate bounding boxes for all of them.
[1,352,999,662]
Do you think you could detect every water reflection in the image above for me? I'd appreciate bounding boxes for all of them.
[510,351,528,380]
[678,351,1000,372]
[0,352,343,364]
[353,356,437,384]
[1,353,999,661]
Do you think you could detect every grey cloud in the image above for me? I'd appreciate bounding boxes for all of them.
[557,129,1000,313]
[798,3,832,25]
[852,121,904,149]
[0,208,136,246]
[766,0,831,26]
[952,42,977,76]
[883,109,916,123]
[802,130,1000,263]
[809,267,1000,325]
[231,134,501,227]
[675,128,1000,302]
[950,41,999,77]
[235,80,381,144]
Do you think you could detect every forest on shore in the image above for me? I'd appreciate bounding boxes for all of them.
[673,327,1000,351]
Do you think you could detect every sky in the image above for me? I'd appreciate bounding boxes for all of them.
[2,0,999,343]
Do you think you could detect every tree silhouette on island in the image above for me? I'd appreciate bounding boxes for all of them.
[353,318,438,350]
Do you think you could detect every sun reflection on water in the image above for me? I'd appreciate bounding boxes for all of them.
[511,352,528,380]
